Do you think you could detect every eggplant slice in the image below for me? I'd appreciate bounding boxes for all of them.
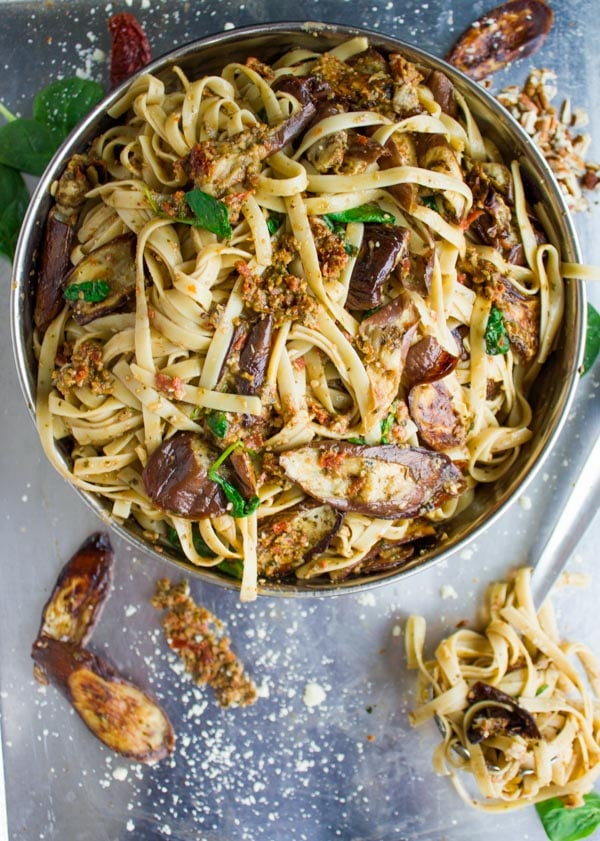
[465,681,541,744]
[142,431,228,518]
[346,224,409,311]
[63,234,137,325]
[37,532,114,646]
[408,381,468,451]
[279,442,465,518]
[32,637,175,764]
[34,208,76,333]
[257,504,343,578]
[447,0,553,81]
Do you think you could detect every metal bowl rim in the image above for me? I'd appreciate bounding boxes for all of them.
[10,20,586,597]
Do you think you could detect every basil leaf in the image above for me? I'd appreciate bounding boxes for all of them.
[582,303,600,375]
[324,203,395,225]
[0,163,29,260]
[206,410,229,438]
[347,436,366,445]
[64,279,111,303]
[536,793,600,841]
[207,441,259,518]
[484,305,510,355]
[185,189,232,239]
[209,472,260,518]
[0,118,62,176]
[266,211,284,235]
[33,78,104,139]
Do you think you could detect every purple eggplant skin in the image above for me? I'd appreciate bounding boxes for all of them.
[465,681,541,744]
[272,75,331,107]
[229,448,258,497]
[268,99,316,151]
[37,532,114,647]
[426,70,458,119]
[404,335,458,385]
[234,315,274,396]
[142,432,228,518]
[279,442,466,519]
[346,224,410,311]
[34,207,76,334]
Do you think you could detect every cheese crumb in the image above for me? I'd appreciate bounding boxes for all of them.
[441,584,458,600]
[302,682,327,708]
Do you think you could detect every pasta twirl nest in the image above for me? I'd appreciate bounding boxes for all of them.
[406,568,600,810]
[11,24,585,599]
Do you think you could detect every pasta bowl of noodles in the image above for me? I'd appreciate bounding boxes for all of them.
[11,22,585,600]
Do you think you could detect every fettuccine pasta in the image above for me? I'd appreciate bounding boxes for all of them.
[406,568,600,810]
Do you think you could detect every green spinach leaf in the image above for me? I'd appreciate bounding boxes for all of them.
[0,118,62,176]
[207,440,260,518]
[582,303,600,375]
[324,202,395,225]
[484,305,510,355]
[64,279,111,303]
[205,410,229,438]
[536,793,600,841]
[185,189,232,239]
[0,163,29,260]
[266,211,284,235]
[33,78,104,139]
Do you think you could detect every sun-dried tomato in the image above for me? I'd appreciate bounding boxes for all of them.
[108,12,152,88]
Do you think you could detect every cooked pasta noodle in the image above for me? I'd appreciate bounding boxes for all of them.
[406,568,600,810]
[34,38,569,599]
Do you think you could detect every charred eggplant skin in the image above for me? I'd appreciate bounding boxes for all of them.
[142,431,228,518]
[37,532,114,646]
[346,225,409,311]
[34,208,75,334]
[447,0,553,81]
[279,442,465,518]
[31,637,175,764]
[404,336,458,385]
[465,680,541,743]
[234,314,274,396]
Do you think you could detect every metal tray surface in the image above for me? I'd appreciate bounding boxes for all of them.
[0,2,599,840]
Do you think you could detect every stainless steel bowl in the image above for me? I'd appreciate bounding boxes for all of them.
[10,21,586,595]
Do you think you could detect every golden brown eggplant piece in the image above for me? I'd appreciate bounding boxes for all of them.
[257,504,343,578]
[447,0,553,81]
[279,442,465,518]
[63,234,137,325]
[37,532,114,646]
[32,637,175,764]
[484,275,540,362]
[408,381,469,451]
